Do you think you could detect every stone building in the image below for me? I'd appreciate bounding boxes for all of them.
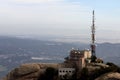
[64,49,92,69]
[58,49,92,78]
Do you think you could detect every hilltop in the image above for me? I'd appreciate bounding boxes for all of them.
[2,62,120,80]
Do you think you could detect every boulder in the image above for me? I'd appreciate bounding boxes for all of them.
[3,63,59,80]
[95,72,120,80]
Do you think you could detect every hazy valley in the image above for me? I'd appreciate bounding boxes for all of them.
[0,36,120,78]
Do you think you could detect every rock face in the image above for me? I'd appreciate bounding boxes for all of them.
[3,63,59,80]
[95,72,120,80]
[3,63,120,80]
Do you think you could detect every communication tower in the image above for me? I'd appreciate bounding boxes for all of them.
[91,10,96,57]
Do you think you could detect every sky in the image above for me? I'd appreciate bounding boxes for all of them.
[0,0,120,43]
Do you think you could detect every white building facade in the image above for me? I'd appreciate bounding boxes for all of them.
[58,68,75,79]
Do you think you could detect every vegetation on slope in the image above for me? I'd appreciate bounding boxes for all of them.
[38,67,58,80]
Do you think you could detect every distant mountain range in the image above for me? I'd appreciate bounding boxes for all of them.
[0,36,120,78]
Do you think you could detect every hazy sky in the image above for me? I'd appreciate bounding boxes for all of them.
[0,0,120,43]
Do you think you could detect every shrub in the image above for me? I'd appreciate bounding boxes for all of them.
[38,67,58,80]
[91,56,97,62]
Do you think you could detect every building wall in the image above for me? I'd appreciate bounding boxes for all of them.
[63,49,92,71]
[75,57,86,70]
[84,50,92,59]
[58,68,75,79]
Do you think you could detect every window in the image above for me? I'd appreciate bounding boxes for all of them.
[59,70,61,72]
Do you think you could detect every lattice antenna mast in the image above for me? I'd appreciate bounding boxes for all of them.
[91,10,96,56]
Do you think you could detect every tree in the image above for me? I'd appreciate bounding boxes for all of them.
[91,55,97,62]
[38,67,58,80]
[78,68,89,80]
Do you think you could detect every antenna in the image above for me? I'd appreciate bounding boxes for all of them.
[91,10,96,57]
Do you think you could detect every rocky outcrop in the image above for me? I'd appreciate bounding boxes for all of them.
[95,72,120,80]
[3,63,120,80]
[3,63,59,80]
